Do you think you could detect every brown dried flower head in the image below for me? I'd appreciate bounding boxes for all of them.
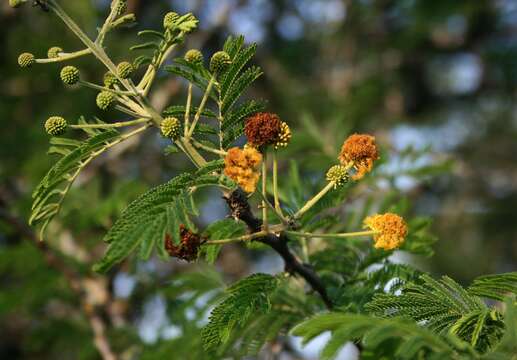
[339,134,379,180]
[165,225,203,261]
[363,213,408,251]
[224,146,263,193]
[244,112,282,147]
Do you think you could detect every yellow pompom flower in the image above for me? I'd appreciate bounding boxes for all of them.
[339,133,379,180]
[224,146,263,193]
[363,213,408,250]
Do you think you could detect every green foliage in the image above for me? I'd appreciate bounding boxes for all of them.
[29,124,121,239]
[291,312,481,360]
[467,273,517,302]
[365,273,515,352]
[200,218,247,264]
[94,161,234,273]
[201,273,279,353]
[292,298,517,360]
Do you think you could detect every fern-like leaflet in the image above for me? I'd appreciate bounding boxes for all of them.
[365,273,517,352]
[94,160,233,273]
[201,273,279,353]
[29,121,149,239]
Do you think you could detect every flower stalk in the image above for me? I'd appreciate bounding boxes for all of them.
[187,75,216,138]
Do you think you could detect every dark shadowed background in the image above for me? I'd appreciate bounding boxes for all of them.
[1,0,516,359]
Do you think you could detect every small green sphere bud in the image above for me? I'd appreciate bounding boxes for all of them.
[184,49,203,65]
[96,91,116,111]
[116,61,134,79]
[160,117,181,139]
[103,71,119,88]
[111,0,127,16]
[60,66,80,85]
[163,11,179,29]
[47,46,63,59]
[18,53,35,68]
[45,116,67,136]
[210,51,231,74]
[326,165,350,188]
[9,0,26,8]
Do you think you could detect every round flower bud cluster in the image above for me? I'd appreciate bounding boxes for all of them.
[164,225,203,262]
[210,51,231,74]
[363,213,407,251]
[274,122,291,149]
[163,12,179,29]
[60,66,80,85]
[96,91,116,110]
[116,61,134,79]
[103,72,119,88]
[47,46,63,59]
[44,116,67,136]
[339,133,379,180]
[18,53,35,68]
[224,146,263,193]
[244,112,282,147]
[326,165,349,188]
[185,49,203,65]
[160,117,181,139]
[111,0,127,16]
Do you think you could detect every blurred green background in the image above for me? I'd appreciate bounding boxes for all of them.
[1,0,516,359]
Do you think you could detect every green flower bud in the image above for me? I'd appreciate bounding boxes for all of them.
[184,49,203,65]
[103,71,119,88]
[18,52,35,68]
[111,0,127,16]
[96,91,116,110]
[47,46,63,59]
[60,66,80,85]
[326,165,350,188]
[163,11,179,29]
[45,116,67,136]
[9,0,27,8]
[116,61,134,79]
[210,51,231,74]
[160,117,181,139]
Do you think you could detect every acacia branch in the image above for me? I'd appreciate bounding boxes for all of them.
[224,189,333,309]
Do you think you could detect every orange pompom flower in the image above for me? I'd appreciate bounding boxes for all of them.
[339,134,379,180]
[224,146,263,193]
[244,112,282,147]
[165,225,204,261]
[363,213,408,250]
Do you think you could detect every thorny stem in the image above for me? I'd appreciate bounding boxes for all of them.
[292,181,335,220]
[70,118,150,129]
[187,75,216,138]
